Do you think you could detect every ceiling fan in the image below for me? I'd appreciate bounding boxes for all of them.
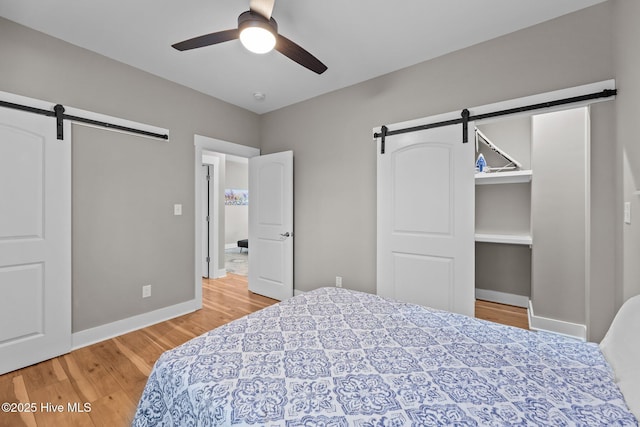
[172,0,327,74]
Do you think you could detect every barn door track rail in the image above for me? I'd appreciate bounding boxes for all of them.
[0,99,169,141]
[374,88,617,154]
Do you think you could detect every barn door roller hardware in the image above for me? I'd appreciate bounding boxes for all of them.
[374,88,617,154]
[0,100,169,141]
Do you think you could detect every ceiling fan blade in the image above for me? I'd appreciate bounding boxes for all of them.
[275,34,327,74]
[172,29,239,51]
[249,0,275,20]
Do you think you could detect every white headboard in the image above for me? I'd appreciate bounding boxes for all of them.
[599,294,640,419]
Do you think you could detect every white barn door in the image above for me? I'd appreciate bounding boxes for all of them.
[0,106,71,374]
[377,123,475,316]
[248,151,293,301]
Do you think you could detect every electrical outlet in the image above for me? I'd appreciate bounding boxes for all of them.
[335,276,342,288]
[142,284,152,298]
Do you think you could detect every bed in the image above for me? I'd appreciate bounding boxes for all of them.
[133,287,638,426]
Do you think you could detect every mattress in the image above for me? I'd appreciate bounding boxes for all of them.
[133,287,637,426]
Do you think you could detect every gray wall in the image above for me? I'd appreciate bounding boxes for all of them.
[0,17,260,332]
[589,101,618,340]
[260,3,620,339]
[475,184,531,236]
[475,243,531,297]
[614,0,640,306]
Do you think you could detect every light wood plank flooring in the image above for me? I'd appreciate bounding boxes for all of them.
[0,275,527,426]
[0,274,276,427]
[475,299,529,330]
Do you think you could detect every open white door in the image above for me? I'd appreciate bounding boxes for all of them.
[0,106,71,374]
[377,123,475,316]
[248,151,293,301]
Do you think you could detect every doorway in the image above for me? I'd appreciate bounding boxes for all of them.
[195,136,294,303]
[194,136,259,306]
[202,152,250,279]
[222,155,250,276]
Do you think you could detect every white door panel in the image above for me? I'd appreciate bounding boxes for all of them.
[0,126,44,239]
[378,124,474,316]
[0,263,43,342]
[0,106,71,374]
[249,151,293,301]
[393,253,454,308]
[393,144,452,235]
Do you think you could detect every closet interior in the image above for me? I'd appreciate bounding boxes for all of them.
[474,107,589,315]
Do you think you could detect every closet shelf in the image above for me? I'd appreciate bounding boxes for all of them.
[475,233,532,245]
[475,170,532,185]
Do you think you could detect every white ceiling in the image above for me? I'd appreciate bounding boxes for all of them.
[0,0,605,114]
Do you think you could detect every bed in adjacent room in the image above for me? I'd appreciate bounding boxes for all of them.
[133,287,638,426]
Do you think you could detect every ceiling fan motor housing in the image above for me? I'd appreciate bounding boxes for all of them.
[238,10,278,35]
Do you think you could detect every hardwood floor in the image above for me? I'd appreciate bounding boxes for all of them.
[0,276,527,426]
[476,299,529,330]
[0,274,276,427]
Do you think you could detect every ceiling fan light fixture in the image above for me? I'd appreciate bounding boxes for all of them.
[240,27,276,53]
[238,11,277,54]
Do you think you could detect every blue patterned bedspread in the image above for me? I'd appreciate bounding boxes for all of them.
[133,288,636,426]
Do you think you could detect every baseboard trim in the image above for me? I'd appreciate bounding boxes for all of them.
[71,299,200,350]
[528,300,587,341]
[475,288,529,308]
[294,289,306,296]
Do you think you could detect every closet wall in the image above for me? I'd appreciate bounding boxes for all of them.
[531,108,589,325]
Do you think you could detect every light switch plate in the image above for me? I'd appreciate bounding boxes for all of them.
[174,204,182,216]
[624,202,631,224]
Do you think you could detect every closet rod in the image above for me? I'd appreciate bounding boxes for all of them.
[0,100,169,141]
[374,88,616,152]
